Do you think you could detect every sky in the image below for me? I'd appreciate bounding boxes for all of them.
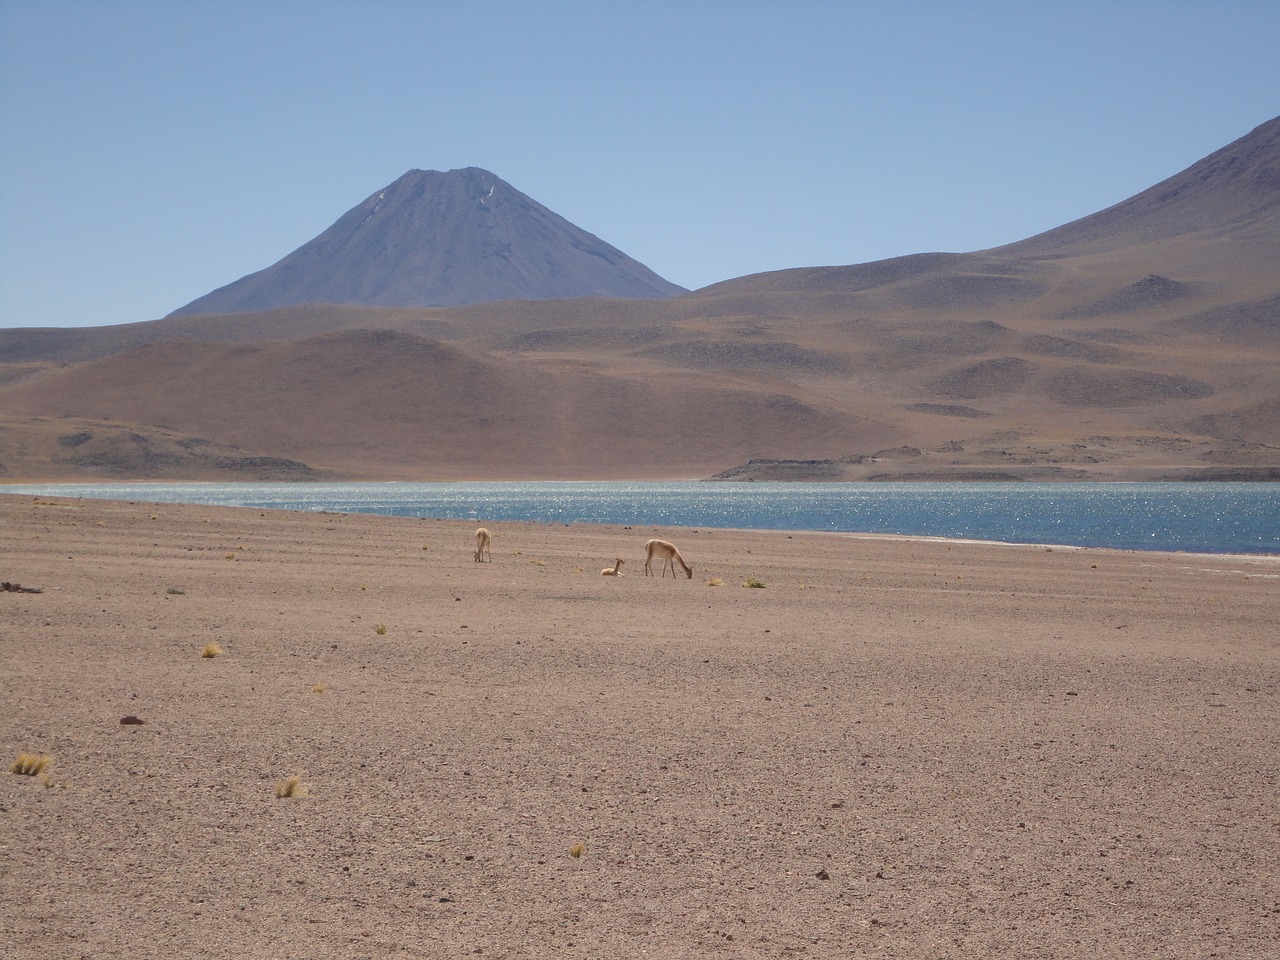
[1,1,1278,330]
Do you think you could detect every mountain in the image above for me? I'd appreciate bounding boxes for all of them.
[2,116,1278,482]
[697,115,1280,303]
[993,115,1280,258]
[167,168,687,316]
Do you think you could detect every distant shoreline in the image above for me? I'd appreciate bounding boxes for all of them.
[3,482,1277,558]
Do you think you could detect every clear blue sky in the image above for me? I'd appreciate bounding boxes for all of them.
[2,0,1277,329]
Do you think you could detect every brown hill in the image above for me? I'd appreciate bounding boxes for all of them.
[0,329,894,480]
[1,116,1278,481]
[0,417,319,481]
[993,115,1280,257]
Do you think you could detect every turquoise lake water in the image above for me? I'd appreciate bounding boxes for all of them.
[5,481,1278,555]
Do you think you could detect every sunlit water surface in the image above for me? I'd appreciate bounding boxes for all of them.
[5,481,1278,555]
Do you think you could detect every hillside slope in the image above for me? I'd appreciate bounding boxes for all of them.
[2,116,1277,481]
[168,168,686,315]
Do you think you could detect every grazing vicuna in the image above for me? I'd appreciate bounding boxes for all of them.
[600,558,626,576]
[474,527,492,563]
[644,538,693,579]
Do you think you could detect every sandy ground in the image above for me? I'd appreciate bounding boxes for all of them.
[1,493,1277,959]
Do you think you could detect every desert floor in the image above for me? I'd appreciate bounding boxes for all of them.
[1,493,1277,959]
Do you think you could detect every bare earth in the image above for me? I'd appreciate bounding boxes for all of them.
[2,494,1277,959]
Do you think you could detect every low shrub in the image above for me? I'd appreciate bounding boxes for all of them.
[275,774,308,799]
[10,753,50,776]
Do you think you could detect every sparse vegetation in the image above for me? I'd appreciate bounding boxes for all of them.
[311,683,326,694]
[568,841,586,859]
[10,753,50,776]
[166,587,185,595]
[743,577,766,589]
[201,642,223,658]
[707,577,723,586]
[375,623,387,635]
[274,774,308,799]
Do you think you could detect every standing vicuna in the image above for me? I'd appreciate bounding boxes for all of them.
[474,527,492,563]
[644,538,693,579]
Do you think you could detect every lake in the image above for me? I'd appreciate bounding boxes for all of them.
[4,481,1278,555]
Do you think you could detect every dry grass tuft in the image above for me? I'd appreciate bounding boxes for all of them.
[707,577,723,586]
[375,623,387,635]
[274,774,308,799]
[742,577,766,589]
[311,683,327,694]
[568,841,586,859]
[10,753,50,776]
[201,642,223,658]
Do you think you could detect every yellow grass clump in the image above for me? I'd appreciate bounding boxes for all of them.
[10,753,50,776]
[375,623,387,635]
[275,774,308,799]
[568,841,586,859]
[743,577,766,589]
[201,642,223,658]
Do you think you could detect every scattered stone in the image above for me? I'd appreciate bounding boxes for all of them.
[119,715,146,725]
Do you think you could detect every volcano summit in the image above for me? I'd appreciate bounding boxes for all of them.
[168,168,687,316]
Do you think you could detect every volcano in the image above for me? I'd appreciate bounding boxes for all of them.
[167,168,686,316]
